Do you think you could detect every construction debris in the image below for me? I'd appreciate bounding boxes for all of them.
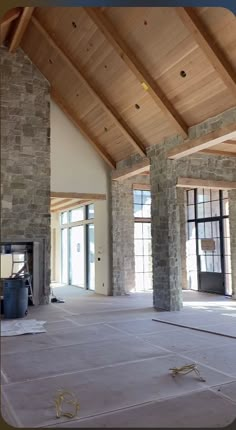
[55,390,80,419]
[169,364,206,382]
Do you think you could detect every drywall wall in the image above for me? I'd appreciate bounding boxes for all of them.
[51,100,109,194]
[50,100,111,295]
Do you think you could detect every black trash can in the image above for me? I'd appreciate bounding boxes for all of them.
[3,278,28,319]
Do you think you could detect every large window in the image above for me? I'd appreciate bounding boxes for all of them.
[133,188,152,292]
[60,203,95,290]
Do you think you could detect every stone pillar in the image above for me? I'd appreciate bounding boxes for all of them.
[177,188,188,290]
[229,190,236,299]
[111,180,135,295]
[149,142,183,311]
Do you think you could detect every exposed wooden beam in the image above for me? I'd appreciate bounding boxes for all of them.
[168,123,236,159]
[112,158,150,181]
[51,199,90,213]
[51,89,116,169]
[9,7,35,53]
[84,7,188,138]
[133,183,150,191]
[176,8,236,98]
[51,191,106,200]
[177,177,236,190]
[0,8,21,27]
[224,140,236,145]
[51,198,73,208]
[200,149,236,157]
[32,17,146,157]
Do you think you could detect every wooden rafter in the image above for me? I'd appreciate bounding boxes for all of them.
[168,123,236,159]
[176,8,236,98]
[51,199,90,213]
[51,191,106,200]
[51,89,116,169]
[31,17,146,157]
[51,198,72,208]
[112,158,150,181]
[9,7,35,53]
[200,149,236,157]
[84,7,188,138]
[0,8,21,26]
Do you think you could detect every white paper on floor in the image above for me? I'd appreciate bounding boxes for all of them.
[1,319,47,337]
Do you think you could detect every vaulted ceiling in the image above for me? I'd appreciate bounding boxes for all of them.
[1,6,236,168]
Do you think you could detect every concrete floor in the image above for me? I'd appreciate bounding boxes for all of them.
[1,289,236,428]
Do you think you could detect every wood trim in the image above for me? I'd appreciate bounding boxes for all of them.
[32,17,146,157]
[51,199,90,213]
[0,8,21,26]
[51,198,73,208]
[134,217,151,223]
[177,177,236,190]
[200,149,236,157]
[133,184,150,191]
[112,158,150,181]
[9,7,35,53]
[51,89,116,169]
[168,123,236,159]
[176,8,236,97]
[51,191,106,200]
[84,7,188,138]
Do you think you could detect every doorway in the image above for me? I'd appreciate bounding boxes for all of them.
[186,188,232,296]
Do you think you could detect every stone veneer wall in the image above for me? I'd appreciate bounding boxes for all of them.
[0,47,51,304]
[111,171,150,295]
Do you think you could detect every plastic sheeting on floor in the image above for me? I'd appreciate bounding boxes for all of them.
[1,319,46,337]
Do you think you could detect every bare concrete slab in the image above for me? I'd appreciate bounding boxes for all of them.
[2,354,232,428]
[212,381,236,402]
[51,390,236,428]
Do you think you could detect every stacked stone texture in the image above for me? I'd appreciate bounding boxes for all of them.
[0,47,51,304]
[111,174,150,295]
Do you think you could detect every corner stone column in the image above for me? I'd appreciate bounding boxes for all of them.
[229,190,236,299]
[149,143,183,311]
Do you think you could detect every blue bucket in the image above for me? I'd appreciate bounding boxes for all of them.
[3,278,28,319]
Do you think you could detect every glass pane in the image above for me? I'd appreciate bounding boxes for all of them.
[135,256,143,272]
[61,212,68,225]
[135,240,143,255]
[143,239,152,255]
[197,203,204,218]
[204,201,211,218]
[211,190,219,201]
[223,199,229,216]
[205,222,212,238]
[211,200,220,217]
[143,223,151,239]
[206,255,213,272]
[204,189,211,202]
[70,207,84,223]
[187,254,197,271]
[188,205,195,220]
[144,273,153,290]
[61,229,68,283]
[133,190,142,204]
[134,223,143,239]
[212,221,220,238]
[188,222,196,239]
[87,204,95,219]
[135,273,144,291]
[224,219,230,237]
[70,226,85,287]
[187,239,196,256]
[143,255,152,272]
[187,190,194,205]
[197,189,204,203]
[200,256,206,272]
[223,190,228,199]
[134,204,143,218]
[198,223,205,239]
[88,224,95,290]
[142,190,151,205]
[142,204,151,218]
[213,255,221,273]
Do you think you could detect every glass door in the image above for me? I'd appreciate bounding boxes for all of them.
[69,226,85,287]
[87,224,95,290]
[61,228,68,284]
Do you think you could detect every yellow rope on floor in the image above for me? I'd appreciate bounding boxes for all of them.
[169,364,206,382]
[54,390,80,419]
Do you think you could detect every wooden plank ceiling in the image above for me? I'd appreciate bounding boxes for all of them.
[1,6,236,167]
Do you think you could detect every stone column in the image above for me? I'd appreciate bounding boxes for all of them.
[229,190,236,299]
[177,188,188,290]
[149,142,183,311]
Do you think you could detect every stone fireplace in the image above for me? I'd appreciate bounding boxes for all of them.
[0,47,51,304]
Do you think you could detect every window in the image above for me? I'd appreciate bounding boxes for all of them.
[69,207,84,223]
[61,211,68,225]
[133,190,151,218]
[87,204,95,220]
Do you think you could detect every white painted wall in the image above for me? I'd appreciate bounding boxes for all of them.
[50,100,111,295]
